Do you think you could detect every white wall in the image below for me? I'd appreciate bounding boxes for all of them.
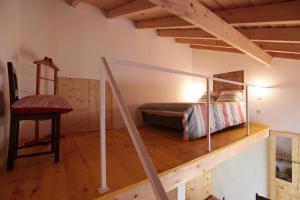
[0,0,20,168]
[192,48,300,199]
[13,0,193,139]
[212,138,269,200]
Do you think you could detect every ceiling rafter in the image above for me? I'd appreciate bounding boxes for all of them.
[148,0,272,65]
[176,38,231,47]
[106,0,158,19]
[135,1,300,29]
[191,45,242,54]
[268,52,300,60]
[135,16,193,29]
[176,38,300,54]
[190,45,300,60]
[158,27,300,43]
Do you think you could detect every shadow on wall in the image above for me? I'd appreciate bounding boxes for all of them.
[0,60,9,168]
[20,46,39,62]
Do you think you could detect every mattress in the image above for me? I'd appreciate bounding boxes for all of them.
[138,102,246,141]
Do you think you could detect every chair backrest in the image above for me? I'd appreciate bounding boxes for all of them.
[7,62,19,105]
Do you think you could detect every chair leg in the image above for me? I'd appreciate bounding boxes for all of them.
[14,120,20,159]
[54,115,61,163]
[7,115,16,171]
[51,118,55,153]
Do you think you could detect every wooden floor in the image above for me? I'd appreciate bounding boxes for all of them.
[0,123,268,200]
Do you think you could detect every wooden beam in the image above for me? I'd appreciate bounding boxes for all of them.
[97,125,269,200]
[190,45,242,54]
[158,29,214,39]
[191,44,300,61]
[268,52,300,61]
[148,0,272,65]
[216,0,300,26]
[135,1,300,28]
[175,38,231,47]
[239,27,300,43]
[176,38,300,54]
[256,42,300,54]
[135,16,192,29]
[159,28,300,43]
[67,0,81,7]
[106,0,157,19]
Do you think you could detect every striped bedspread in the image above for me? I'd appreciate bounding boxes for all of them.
[139,102,246,141]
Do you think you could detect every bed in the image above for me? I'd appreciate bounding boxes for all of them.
[138,70,246,141]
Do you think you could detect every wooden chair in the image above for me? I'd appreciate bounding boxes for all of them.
[6,62,72,171]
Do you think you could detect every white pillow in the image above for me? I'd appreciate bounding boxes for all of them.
[198,91,219,102]
[217,90,243,102]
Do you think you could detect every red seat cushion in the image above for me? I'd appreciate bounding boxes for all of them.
[11,95,73,115]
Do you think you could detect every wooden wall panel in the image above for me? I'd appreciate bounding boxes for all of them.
[58,77,112,134]
[88,79,100,132]
[213,70,244,92]
[185,171,212,200]
[88,79,113,132]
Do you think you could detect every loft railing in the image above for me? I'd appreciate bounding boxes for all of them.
[99,57,267,199]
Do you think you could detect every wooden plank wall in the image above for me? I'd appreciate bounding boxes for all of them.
[57,77,112,134]
[213,70,244,92]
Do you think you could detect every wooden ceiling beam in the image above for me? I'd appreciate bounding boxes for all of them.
[159,27,300,43]
[149,0,272,65]
[268,52,300,61]
[135,16,192,29]
[67,0,81,7]
[191,45,300,60]
[256,42,300,54]
[135,1,300,29]
[106,0,158,19]
[158,29,214,39]
[175,38,231,47]
[176,38,300,54]
[217,0,300,26]
[239,27,300,43]
[190,45,242,54]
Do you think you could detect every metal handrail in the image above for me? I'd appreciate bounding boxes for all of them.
[106,57,268,88]
[99,57,265,199]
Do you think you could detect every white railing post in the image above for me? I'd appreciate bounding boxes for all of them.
[206,78,211,152]
[99,62,108,193]
[177,182,185,200]
[246,85,250,136]
[101,57,169,200]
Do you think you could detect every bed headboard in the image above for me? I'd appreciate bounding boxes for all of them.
[213,70,244,92]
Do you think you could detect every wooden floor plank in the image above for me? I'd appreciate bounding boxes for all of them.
[0,123,269,200]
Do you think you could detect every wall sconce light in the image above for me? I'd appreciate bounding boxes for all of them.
[254,86,269,100]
